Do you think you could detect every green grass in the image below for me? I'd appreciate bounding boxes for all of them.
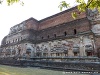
[0,65,90,75]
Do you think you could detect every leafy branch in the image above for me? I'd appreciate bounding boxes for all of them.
[59,0,100,19]
[0,0,24,6]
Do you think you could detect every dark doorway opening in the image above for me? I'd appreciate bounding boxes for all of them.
[74,29,77,34]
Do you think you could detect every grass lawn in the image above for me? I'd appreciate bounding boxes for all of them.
[0,65,90,75]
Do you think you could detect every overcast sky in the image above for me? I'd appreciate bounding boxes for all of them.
[0,0,80,44]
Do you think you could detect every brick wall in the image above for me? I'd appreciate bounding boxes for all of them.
[37,18,90,41]
[25,18,38,30]
[38,7,86,30]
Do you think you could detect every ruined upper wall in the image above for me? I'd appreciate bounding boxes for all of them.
[38,6,86,30]
[8,6,87,34]
[8,18,38,36]
[25,18,38,30]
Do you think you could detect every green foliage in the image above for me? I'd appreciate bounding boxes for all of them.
[72,12,78,19]
[77,3,87,12]
[0,0,24,6]
[76,0,85,3]
[58,1,70,11]
[7,0,20,5]
[59,0,100,19]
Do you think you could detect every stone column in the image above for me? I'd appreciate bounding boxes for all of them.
[34,44,37,57]
[10,48,13,57]
[41,48,43,57]
[79,36,86,56]
[30,48,34,58]
[91,38,95,56]
[48,42,51,57]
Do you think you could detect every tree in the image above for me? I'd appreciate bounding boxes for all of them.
[0,0,24,6]
[59,0,100,19]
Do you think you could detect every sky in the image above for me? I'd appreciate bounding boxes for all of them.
[0,0,80,45]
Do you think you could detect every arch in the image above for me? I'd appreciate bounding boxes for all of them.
[64,31,67,36]
[54,34,56,38]
[74,29,77,34]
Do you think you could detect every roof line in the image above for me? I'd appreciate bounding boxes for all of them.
[39,6,77,22]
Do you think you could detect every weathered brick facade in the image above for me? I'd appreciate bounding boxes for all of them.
[39,7,86,30]
[0,6,100,59]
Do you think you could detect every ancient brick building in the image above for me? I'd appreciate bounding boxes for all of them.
[0,6,100,59]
